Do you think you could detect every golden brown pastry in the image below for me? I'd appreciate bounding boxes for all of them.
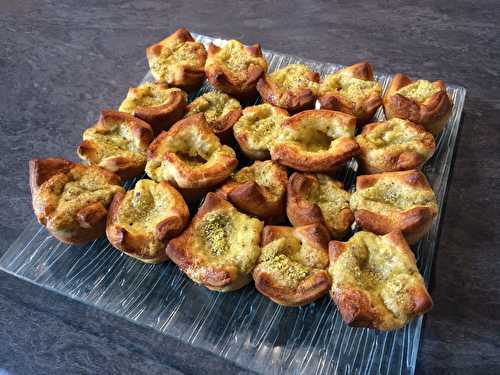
[286,172,353,238]
[257,64,320,113]
[106,179,189,263]
[350,170,438,244]
[184,91,242,142]
[318,61,382,125]
[233,103,289,160]
[356,118,436,174]
[216,160,288,221]
[205,39,268,99]
[29,158,123,244]
[146,28,207,91]
[145,114,238,199]
[119,82,187,135]
[271,109,359,172]
[329,230,433,330]
[383,73,452,135]
[253,224,331,306]
[77,110,154,179]
[166,192,264,292]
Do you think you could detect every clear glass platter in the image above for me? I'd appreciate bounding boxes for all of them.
[0,33,466,375]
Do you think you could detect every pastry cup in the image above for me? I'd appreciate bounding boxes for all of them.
[233,103,289,160]
[106,179,189,264]
[166,192,264,292]
[146,28,207,91]
[383,73,452,135]
[286,172,353,238]
[349,170,438,244]
[119,82,187,135]
[29,158,123,244]
[205,39,268,100]
[185,91,242,143]
[257,64,320,113]
[271,109,359,172]
[216,160,288,221]
[356,118,436,174]
[318,61,382,125]
[329,230,433,330]
[77,110,154,179]
[145,113,238,198]
[253,224,331,306]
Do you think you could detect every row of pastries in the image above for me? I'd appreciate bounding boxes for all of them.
[29,28,453,331]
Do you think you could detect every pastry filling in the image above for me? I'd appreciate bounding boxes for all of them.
[234,104,288,150]
[397,80,440,103]
[194,208,263,273]
[305,174,351,232]
[214,40,266,72]
[186,92,241,123]
[83,122,145,163]
[268,64,318,92]
[257,233,327,289]
[320,72,381,104]
[350,179,437,214]
[119,83,184,113]
[232,161,285,199]
[150,42,204,82]
[330,231,422,320]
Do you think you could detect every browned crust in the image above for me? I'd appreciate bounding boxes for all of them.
[318,61,382,125]
[146,28,207,91]
[357,120,436,174]
[353,170,438,244]
[328,231,433,330]
[383,73,452,135]
[286,172,354,238]
[130,84,187,135]
[270,110,359,172]
[77,110,154,180]
[233,105,289,160]
[106,181,189,264]
[147,113,238,189]
[216,162,288,220]
[253,224,331,306]
[165,192,252,291]
[257,70,320,113]
[29,159,122,244]
[206,42,267,100]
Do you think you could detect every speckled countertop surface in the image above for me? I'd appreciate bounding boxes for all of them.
[1,1,499,374]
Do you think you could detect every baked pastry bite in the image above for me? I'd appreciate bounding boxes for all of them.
[29,158,123,244]
[271,109,359,172]
[233,103,289,160]
[383,73,452,135]
[146,28,207,91]
[166,192,264,292]
[205,39,268,99]
[318,61,382,125]
[350,170,438,244]
[287,172,353,238]
[106,179,189,263]
[184,91,242,142]
[253,224,331,306]
[328,230,433,330]
[257,64,320,113]
[356,118,435,174]
[145,114,237,198]
[77,110,154,180]
[119,82,187,135]
[216,160,287,221]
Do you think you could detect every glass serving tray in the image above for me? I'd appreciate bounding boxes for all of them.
[0,33,466,375]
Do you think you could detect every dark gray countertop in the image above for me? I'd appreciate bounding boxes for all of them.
[1,1,499,374]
